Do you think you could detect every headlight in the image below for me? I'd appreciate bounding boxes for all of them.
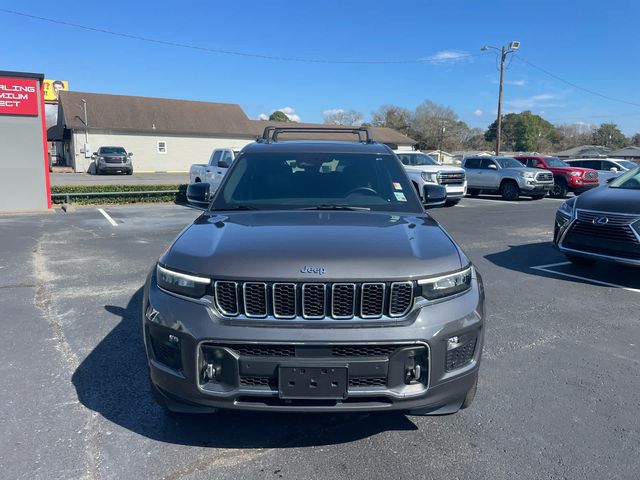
[418,266,472,301]
[569,171,581,177]
[156,264,210,298]
[421,172,438,183]
[557,197,576,218]
[99,156,105,161]
[519,171,535,179]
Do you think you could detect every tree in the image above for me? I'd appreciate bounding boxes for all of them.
[370,105,412,134]
[555,123,595,150]
[485,111,557,152]
[631,133,640,147]
[411,100,470,151]
[269,111,291,122]
[592,123,627,149]
[323,109,363,126]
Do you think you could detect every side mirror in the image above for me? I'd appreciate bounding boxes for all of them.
[93,152,98,156]
[217,159,231,169]
[487,164,497,170]
[609,167,617,172]
[186,182,212,208]
[128,152,133,157]
[422,184,447,208]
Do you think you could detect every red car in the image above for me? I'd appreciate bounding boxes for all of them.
[514,156,599,198]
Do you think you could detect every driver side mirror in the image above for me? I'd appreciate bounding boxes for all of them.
[487,164,497,170]
[128,152,133,157]
[609,167,618,172]
[422,184,447,208]
[186,182,212,208]
[217,159,231,169]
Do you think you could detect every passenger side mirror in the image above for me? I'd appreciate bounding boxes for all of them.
[422,184,447,208]
[217,159,231,169]
[186,182,212,208]
[128,152,133,156]
[487,164,497,170]
[609,167,618,172]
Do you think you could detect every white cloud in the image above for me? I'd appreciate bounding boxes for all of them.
[258,106,302,122]
[322,108,345,117]
[506,93,560,109]
[493,79,527,86]
[473,109,483,117]
[422,50,470,64]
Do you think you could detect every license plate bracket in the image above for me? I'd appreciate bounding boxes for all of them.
[278,366,348,399]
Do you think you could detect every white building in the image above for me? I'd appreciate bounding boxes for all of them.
[49,91,416,172]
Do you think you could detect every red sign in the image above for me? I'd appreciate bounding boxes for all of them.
[0,77,39,116]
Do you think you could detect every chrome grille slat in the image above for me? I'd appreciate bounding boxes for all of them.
[272,283,297,319]
[243,282,268,318]
[577,210,639,226]
[214,281,239,316]
[331,283,356,319]
[360,283,385,318]
[302,283,326,319]
[389,282,414,317]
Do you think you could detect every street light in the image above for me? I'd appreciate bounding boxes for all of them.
[481,41,520,155]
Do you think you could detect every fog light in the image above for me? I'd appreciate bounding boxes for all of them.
[447,336,462,350]
[445,332,477,371]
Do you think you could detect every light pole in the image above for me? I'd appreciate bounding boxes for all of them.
[81,98,89,145]
[481,41,520,156]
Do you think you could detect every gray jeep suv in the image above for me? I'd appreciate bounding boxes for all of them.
[144,127,485,414]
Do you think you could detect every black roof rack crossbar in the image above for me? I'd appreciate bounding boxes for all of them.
[259,126,374,144]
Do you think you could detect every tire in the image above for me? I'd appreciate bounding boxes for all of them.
[530,194,545,200]
[460,376,478,409]
[550,179,568,198]
[500,180,520,201]
[95,165,101,175]
[565,254,596,266]
[126,169,133,175]
[445,199,461,207]
[467,189,480,197]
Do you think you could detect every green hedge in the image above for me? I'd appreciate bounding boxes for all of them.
[51,184,188,205]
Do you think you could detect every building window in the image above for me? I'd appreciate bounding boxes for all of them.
[157,141,167,154]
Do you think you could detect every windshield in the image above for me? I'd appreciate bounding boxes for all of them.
[609,166,640,190]
[544,157,567,167]
[495,158,524,169]
[396,152,439,166]
[100,147,126,154]
[617,160,637,170]
[210,152,423,212]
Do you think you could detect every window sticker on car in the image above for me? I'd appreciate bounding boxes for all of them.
[394,192,407,202]
[392,182,403,190]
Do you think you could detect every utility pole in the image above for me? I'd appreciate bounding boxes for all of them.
[81,98,89,144]
[481,41,520,156]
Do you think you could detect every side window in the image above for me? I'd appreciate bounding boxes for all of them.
[219,150,233,167]
[211,150,223,164]
[397,154,410,165]
[464,158,479,169]
[598,161,611,171]
[480,158,496,169]
[570,160,583,168]
[157,141,167,154]
[533,159,545,168]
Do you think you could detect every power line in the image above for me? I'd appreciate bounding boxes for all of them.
[514,55,640,109]
[0,8,480,65]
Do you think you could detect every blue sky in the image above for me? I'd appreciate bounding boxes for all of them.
[1,0,639,133]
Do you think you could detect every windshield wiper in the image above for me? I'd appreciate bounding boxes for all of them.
[300,204,371,211]
[211,205,258,211]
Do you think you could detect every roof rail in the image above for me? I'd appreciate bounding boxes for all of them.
[259,126,374,144]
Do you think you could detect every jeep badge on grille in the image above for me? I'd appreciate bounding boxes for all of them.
[300,266,326,275]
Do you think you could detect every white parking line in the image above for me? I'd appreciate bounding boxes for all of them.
[531,263,640,293]
[98,208,118,227]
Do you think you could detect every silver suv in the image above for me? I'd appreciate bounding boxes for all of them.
[463,156,554,201]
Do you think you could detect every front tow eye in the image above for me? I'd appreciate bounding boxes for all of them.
[204,363,218,381]
[404,357,422,384]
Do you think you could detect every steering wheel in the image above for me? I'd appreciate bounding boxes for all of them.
[347,187,379,196]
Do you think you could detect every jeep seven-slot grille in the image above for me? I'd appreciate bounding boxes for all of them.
[213,281,415,320]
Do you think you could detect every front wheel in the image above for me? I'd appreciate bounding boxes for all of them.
[565,254,596,266]
[126,169,133,175]
[500,181,520,201]
[460,377,478,409]
[550,180,568,198]
[95,165,101,175]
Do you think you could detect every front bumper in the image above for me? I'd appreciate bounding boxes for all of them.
[143,270,485,413]
[567,181,598,193]
[520,182,553,194]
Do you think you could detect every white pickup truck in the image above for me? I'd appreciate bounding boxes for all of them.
[395,151,467,206]
[189,148,240,191]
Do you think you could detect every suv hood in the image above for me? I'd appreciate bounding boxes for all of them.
[404,165,464,174]
[500,167,549,175]
[548,166,594,174]
[576,186,640,215]
[161,211,463,281]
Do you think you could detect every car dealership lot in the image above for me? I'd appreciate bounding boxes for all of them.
[0,197,638,480]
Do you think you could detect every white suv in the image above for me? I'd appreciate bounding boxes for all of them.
[395,151,467,206]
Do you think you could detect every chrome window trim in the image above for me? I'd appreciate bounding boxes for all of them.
[214,281,239,316]
[301,283,326,319]
[272,283,297,319]
[388,281,415,318]
[331,283,356,320]
[243,282,268,318]
[360,282,385,319]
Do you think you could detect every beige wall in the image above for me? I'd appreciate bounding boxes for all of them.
[71,131,254,172]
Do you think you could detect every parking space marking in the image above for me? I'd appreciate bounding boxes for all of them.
[97,208,118,227]
[531,263,640,293]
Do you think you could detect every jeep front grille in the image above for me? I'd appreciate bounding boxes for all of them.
[212,281,416,320]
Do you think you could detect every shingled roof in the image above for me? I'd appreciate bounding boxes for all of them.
[56,91,416,145]
[58,91,252,137]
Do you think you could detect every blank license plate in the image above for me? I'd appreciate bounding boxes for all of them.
[278,366,348,399]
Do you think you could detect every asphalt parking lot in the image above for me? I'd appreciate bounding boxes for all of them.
[1,196,638,480]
